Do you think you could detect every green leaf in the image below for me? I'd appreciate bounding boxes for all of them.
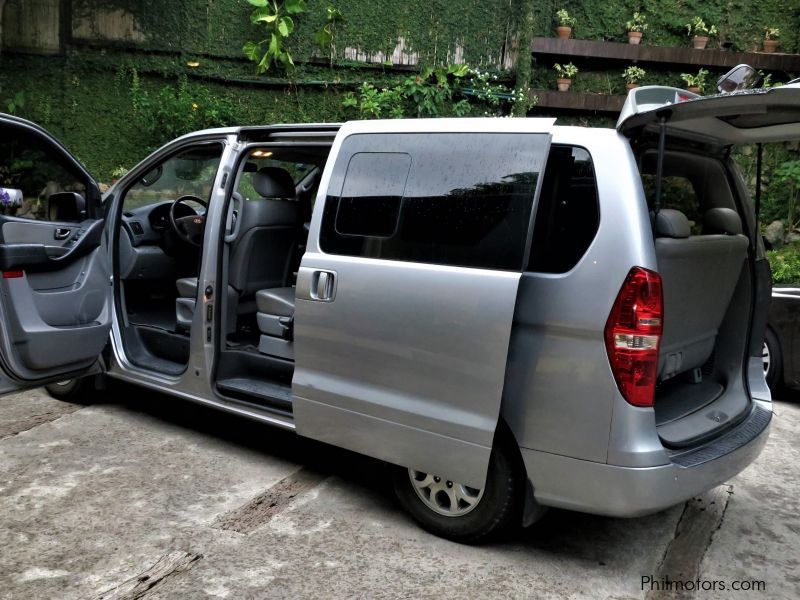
[257,51,272,74]
[447,64,469,78]
[251,8,278,24]
[242,41,261,62]
[247,0,269,6]
[268,33,281,56]
[315,27,332,49]
[285,0,307,15]
[277,16,294,37]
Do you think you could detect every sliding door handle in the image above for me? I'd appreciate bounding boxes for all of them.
[297,267,337,302]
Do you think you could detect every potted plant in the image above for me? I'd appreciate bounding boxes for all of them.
[764,28,780,53]
[554,62,578,91]
[680,68,709,94]
[555,9,576,39]
[625,12,648,45]
[686,17,717,49]
[622,66,646,90]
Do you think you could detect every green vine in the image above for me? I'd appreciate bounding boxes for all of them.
[243,0,308,73]
[342,65,532,119]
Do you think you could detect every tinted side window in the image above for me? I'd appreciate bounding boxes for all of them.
[0,124,92,222]
[527,145,599,273]
[335,152,410,237]
[320,133,548,271]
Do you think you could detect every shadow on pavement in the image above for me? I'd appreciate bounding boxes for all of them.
[92,380,702,554]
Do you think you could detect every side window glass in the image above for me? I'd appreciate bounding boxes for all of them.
[527,145,600,274]
[320,133,548,271]
[335,153,410,237]
[642,174,702,231]
[123,145,223,212]
[0,125,90,223]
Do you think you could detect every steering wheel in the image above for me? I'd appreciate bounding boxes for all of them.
[169,195,208,247]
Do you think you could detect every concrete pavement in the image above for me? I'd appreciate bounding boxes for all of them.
[0,385,797,599]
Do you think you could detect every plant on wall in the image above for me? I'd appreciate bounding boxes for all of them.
[554,62,578,91]
[622,66,646,89]
[315,6,343,65]
[764,27,780,52]
[680,68,709,93]
[342,65,527,119]
[127,69,236,148]
[243,0,307,73]
[555,9,576,39]
[625,12,647,45]
[686,17,717,49]
[4,91,24,115]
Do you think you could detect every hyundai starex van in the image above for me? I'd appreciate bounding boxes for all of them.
[0,76,792,543]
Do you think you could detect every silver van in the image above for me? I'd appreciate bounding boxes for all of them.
[1,78,794,542]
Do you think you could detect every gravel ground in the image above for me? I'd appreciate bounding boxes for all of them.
[0,384,797,599]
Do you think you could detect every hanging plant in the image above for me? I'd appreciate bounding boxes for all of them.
[243,0,308,73]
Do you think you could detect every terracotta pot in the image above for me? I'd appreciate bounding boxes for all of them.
[557,78,572,92]
[687,86,701,94]
[628,31,643,45]
[626,83,640,91]
[763,39,779,53]
[556,26,572,40]
[692,35,709,49]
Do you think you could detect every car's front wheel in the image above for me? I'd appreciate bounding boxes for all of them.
[392,433,525,544]
[763,328,783,392]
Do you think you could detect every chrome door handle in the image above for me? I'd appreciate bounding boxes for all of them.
[297,267,336,302]
[54,228,71,240]
[312,270,335,301]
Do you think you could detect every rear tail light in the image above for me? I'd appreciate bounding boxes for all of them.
[2,271,24,279]
[604,267,663,408]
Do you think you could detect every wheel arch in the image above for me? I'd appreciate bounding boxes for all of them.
[494,417,547,527]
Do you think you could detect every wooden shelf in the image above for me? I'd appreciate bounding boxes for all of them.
[532,37,800,72]
[531,89,625,113]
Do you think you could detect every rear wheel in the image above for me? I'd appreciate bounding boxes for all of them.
[392,433,525,544]
[763,328,783,392]
[45,376,96,404]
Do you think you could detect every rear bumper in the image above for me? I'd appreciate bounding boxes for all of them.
[521,399,771,517]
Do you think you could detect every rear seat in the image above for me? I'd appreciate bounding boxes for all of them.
[655,208,748,380]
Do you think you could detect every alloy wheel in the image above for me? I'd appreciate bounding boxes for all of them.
[408,469,484,517]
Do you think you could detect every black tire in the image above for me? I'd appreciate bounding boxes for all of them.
[392,431,525,544]
[44,376,96,404]
[764,328,783,392]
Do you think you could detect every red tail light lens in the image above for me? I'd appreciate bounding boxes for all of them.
[2,270,24,279]
[604,267,663,408]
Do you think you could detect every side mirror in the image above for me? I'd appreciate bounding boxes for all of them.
[717,64,763,94]
[48,192,86,222]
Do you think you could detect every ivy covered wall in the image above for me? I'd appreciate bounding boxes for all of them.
[1,0,799,179]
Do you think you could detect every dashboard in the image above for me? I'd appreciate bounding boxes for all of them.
[118,200,202,280]
[121,200,198,247]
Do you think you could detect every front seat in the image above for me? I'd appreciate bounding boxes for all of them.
[175,167,300,332]
[255,287,295,359]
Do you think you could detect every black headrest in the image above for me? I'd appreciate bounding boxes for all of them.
[252,167,295,199]
[704,208,743,235]
[655,209,691,239]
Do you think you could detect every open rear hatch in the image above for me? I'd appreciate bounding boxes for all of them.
[618,81,800,447]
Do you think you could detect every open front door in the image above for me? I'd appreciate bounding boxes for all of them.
[292,120,552,488]
[0,114,111,395]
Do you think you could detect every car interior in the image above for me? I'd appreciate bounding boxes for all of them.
[115,141,333,414]
[641,149,753,446]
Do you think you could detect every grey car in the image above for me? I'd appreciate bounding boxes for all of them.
[0,81,794,543]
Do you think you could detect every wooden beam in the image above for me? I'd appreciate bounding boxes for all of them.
[532,37,800,72]
[530,88,625,113]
